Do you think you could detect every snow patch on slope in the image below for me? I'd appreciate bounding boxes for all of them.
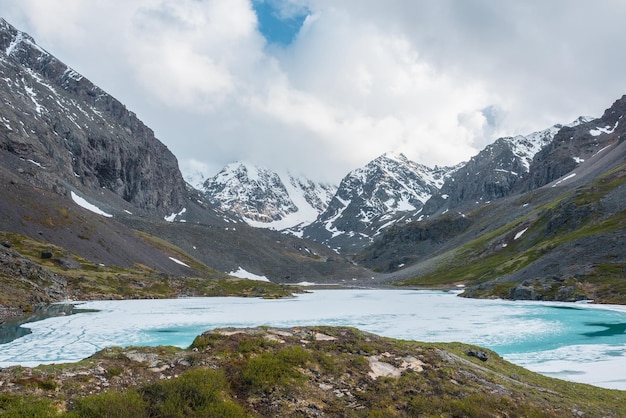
[504,117,594,172]
[165,208,187,222]
[590,120,619,137]
[552,173,577,187]
[71,191,112,218]
[228,267,270,282]
[169,257,190,267]
[514,228,528,240]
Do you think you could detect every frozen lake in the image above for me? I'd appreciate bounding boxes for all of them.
[1,289,626,390]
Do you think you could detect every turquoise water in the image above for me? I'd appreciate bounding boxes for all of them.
[1,289,625,389]
[486,303,626,354]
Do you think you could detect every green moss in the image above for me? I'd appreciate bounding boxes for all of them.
[2,327,626,417]
[0,394,59,417]
[238,346,311,395]
[64,368,247,417]
[0,231,298,303]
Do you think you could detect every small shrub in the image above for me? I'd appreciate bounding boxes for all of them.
[142,368,244,417]
[69,390,147,418]
[0,394,58,417]
[105,366,123,379]
[237,336,275,355]
[239,346,310,394]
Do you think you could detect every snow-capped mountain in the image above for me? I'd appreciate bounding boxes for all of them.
[422,117,594,215]
[189,116,598,254]
[0,18,371,284]
[504,116,594,171]
[201,162,337,230]
[183,169,210,191]
[4,17,626,302]
[302,153,459,252]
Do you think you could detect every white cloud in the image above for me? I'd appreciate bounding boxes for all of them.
[2,0,626,183]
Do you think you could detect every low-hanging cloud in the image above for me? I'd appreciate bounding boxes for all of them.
[2,0,625,183]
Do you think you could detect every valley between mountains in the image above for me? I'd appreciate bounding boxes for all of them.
[1,16,626,315]
[1,16,626,416]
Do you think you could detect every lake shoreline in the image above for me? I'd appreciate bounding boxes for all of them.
[0,280,613,345]
[1,324,624,417]
[2,288,626,391]
[0,304,79,345]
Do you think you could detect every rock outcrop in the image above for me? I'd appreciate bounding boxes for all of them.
[0,326,623,417]
[0,244,68,320]
[0,18,186,216]
[522,95,626,191]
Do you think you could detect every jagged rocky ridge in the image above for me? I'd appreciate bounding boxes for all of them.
[302,153,457,252]
[0,18,373,302]
[200,161,336,230]
[422,117,593,216]
[366,96,626,303]
[0,18,187,217]
[197,155,459,252]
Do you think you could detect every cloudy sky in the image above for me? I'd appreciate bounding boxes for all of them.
[2,0,626,183]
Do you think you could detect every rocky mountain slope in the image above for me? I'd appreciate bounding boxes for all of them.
[0,18,372,316]
[0,227,297,322]
[366,96,626,303]
[422,117,593,216]
[1,326,623,417]
[0,18,187,217]
[199,161,336,230]
[302,153,457,252]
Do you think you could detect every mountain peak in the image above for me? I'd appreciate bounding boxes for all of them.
[0,18,45,59]
[0,17,16,34]
[378,151,409,162]
[302,153,455,252]
[0,17,11,30]
[0,18,188,216]
[601,94,626,124]
[202,162,336,230]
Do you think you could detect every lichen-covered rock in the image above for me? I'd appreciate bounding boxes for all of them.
[0,245,68,321]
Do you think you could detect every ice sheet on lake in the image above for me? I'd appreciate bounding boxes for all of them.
[1,289,625,390]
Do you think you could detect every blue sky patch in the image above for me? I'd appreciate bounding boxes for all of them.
[252,0,309,46]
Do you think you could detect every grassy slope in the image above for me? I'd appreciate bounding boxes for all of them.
[0,230,297,318]
[395,162,626,303]
[0,326,623,417]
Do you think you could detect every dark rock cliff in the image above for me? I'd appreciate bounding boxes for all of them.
[423,139,526,215]
[521,95,626,191]
[0,18,186,216]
